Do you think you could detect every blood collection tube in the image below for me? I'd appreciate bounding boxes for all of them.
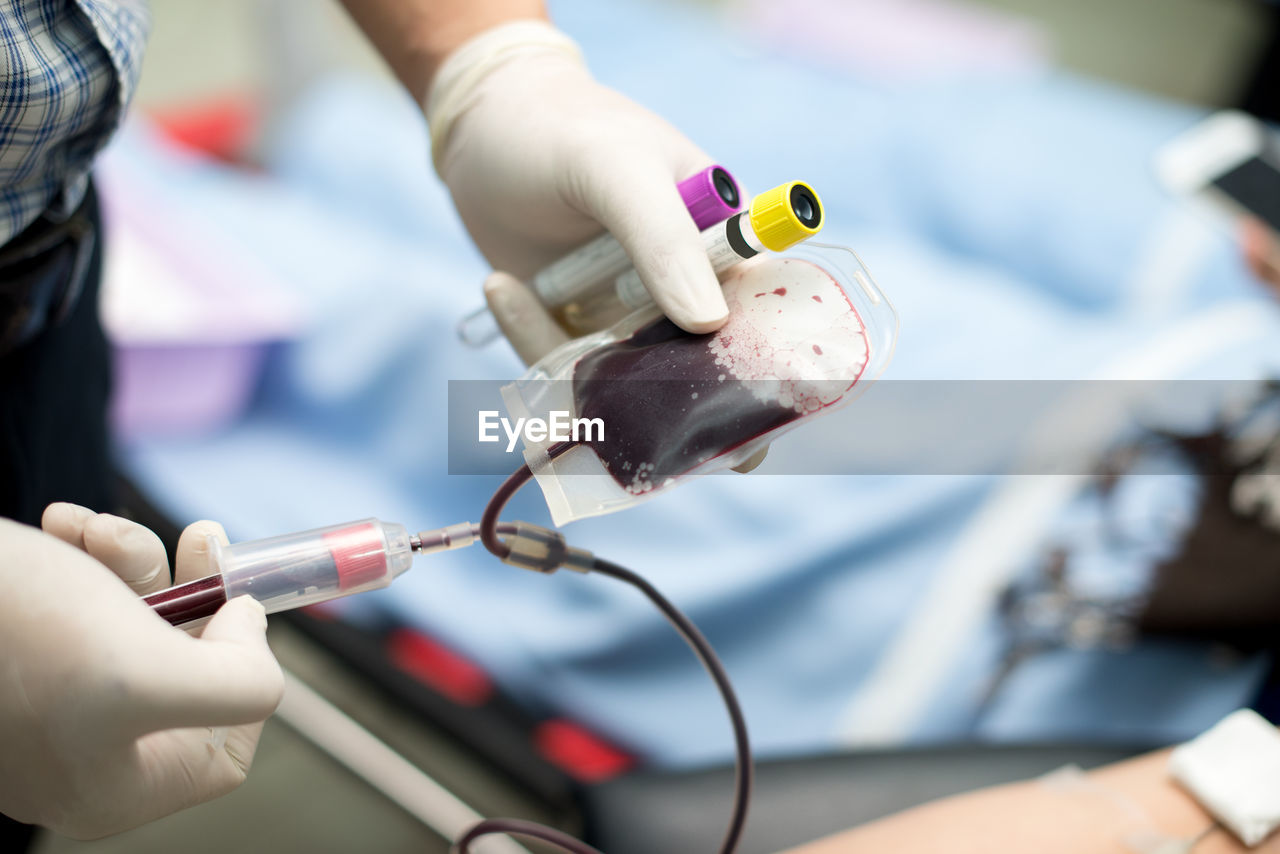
[456,164,742,347]
[144,519,477,628]
[558,180,824,333]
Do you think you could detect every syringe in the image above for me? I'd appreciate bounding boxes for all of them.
[456,164,742,347]
[143,519,480,628]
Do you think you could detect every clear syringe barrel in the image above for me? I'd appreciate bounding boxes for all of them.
[216,519,413,615]
[145,519,479,628]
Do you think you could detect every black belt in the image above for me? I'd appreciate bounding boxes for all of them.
[0,187,98,357]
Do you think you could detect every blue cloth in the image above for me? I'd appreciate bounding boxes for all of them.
[0,0,148,244]
[113,0,1280,766]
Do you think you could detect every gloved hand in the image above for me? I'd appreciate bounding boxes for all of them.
[1243,218,1280,290]
[0,504,283,839]
[427,20,729,335]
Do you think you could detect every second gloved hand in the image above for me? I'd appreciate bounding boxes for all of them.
[0,506,283,839]
[427,20,729,335]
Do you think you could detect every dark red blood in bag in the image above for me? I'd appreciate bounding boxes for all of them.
[569,259,870,494]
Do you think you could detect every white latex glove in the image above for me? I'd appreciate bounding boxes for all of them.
[427,20,729,335]
[0,504,283,839]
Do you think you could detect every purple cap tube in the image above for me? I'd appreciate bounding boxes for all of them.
[679,165,742,230]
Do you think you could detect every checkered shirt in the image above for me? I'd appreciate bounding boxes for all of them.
[0,0,149,246]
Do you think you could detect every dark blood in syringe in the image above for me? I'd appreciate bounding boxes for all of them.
[144,573,227,627]
[569,259,870,494]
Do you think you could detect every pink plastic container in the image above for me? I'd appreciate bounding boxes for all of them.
[110,342,273,438]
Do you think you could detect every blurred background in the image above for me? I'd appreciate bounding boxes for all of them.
[34,1,1280,853]
[135,0,1279,114]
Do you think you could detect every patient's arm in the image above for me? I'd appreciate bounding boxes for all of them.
[1244,219,1280,291]
[783,748,1272,854]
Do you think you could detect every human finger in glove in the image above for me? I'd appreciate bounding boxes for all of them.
[0,505,283,839]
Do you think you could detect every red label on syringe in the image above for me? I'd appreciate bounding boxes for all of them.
[324,523,389,590]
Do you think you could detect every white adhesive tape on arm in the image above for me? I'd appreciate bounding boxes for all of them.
[1169,709,1280,847]
[423,20,584,174]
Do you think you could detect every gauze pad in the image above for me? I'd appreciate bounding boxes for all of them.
[1170,709,1280,846]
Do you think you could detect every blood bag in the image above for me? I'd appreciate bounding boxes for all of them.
[501,242,899,525]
